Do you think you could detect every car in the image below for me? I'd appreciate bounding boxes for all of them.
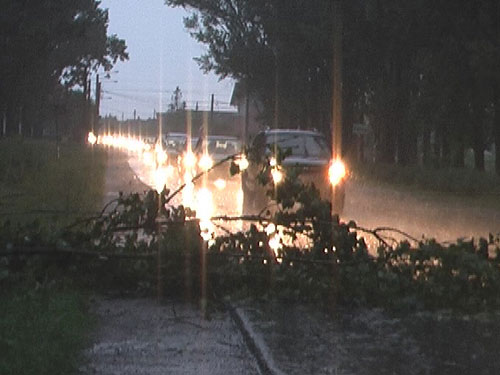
[193,135,243,180]
[163,132,189,166]
[241,129,346,215]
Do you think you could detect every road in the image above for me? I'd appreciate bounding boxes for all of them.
[344,179,500,244]
[85,151,262,375]
[82,298,260,375]
[85,150,500,375]
[124,151,500,244]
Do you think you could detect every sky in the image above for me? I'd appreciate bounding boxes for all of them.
[99,0,235,120]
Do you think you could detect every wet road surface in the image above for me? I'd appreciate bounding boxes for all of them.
[124,151,500,244]
[89,150,500,375]
[82,298,260,375]
[344,179,500,244]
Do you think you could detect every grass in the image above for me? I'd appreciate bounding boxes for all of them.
[0,283,93,375]
[350,159,500,195]
[0,137,107,226]
[0,136,107,374]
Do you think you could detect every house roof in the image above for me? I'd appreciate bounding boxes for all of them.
[230,81,245,106]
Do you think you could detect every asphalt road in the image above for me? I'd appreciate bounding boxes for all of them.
[82,298,260,375]
[85,152,261,375]
[344,179,500,244]
[87,150,500,375]
[123,151,500,244]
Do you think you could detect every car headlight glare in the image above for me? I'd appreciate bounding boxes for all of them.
[183,151,197,169]
[328,160,346,186]
[214,178,226,190]
[87,131,97,145]
[271,168,283,184]
[236,155,249,170]
[198,154,214,171]
[156,150,168,165]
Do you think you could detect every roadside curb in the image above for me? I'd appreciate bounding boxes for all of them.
[225,300,285,375]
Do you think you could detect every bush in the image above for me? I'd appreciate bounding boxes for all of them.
[0,283,93,375]
[2,149,500,313]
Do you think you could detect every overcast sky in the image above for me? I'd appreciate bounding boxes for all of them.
[99,0,235,119]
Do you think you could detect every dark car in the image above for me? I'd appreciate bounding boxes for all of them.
[194,135,242,180]
[163,132,188,166]
[241,129,346,215]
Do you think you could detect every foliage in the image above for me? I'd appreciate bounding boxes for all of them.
[2,145,500,314]
[0,0,128,137]
[3,155,500,312]
[208,180,500,311]
[0,138,107,225]
[0,283,93,375]
[167,0,500,174]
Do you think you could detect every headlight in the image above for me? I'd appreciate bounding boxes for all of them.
[156,150,168,165]
[271,168,283,184]
[154,142,163,153]
[214,178,226,190]
[153,167,168,193]
[328,159,346,186]
[87,132,97,145]
[143,151,154,166]
[183,151,197,169]
[198,154,214,171]
[236,154,249,170]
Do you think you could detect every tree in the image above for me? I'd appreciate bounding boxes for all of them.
[168,0,500,173]
[169,86,185,111]
[0,0,128,138]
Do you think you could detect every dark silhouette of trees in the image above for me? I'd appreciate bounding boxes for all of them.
[170,0,500,173]
[0,0,128,139]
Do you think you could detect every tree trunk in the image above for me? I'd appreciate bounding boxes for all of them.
[398,124,418,166]
[440,122,451,167]
[473,143,485,171]
[472,103,485,171]
[342,86,354,159]
[453,139,465,168]
[492,0,500,175]
[379,119,396,163]
[422,125,431,166]
[442,136,451,167]
[494,82,500,175]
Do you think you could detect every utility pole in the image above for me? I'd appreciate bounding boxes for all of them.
[332,0,343,160]
[330,0,344,215]
[120,112,123,136]
[95,74,101,133]
[87,78,92,134]
[2,111,6,137]
[210,94,214,121]
[133,109,137,137]
[18,106,23,136]
[245,83,250,142]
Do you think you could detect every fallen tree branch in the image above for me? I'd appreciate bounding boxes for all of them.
[373,226,420,243]
[0,246,155,259]
[165,154,238,204]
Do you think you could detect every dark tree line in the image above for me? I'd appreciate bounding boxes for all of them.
[167,0,500,174]
[0,0,128,140]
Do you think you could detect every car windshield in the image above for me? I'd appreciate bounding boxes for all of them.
[165,135,186,151]
[265,133,330,159]
[206,138,241,155]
